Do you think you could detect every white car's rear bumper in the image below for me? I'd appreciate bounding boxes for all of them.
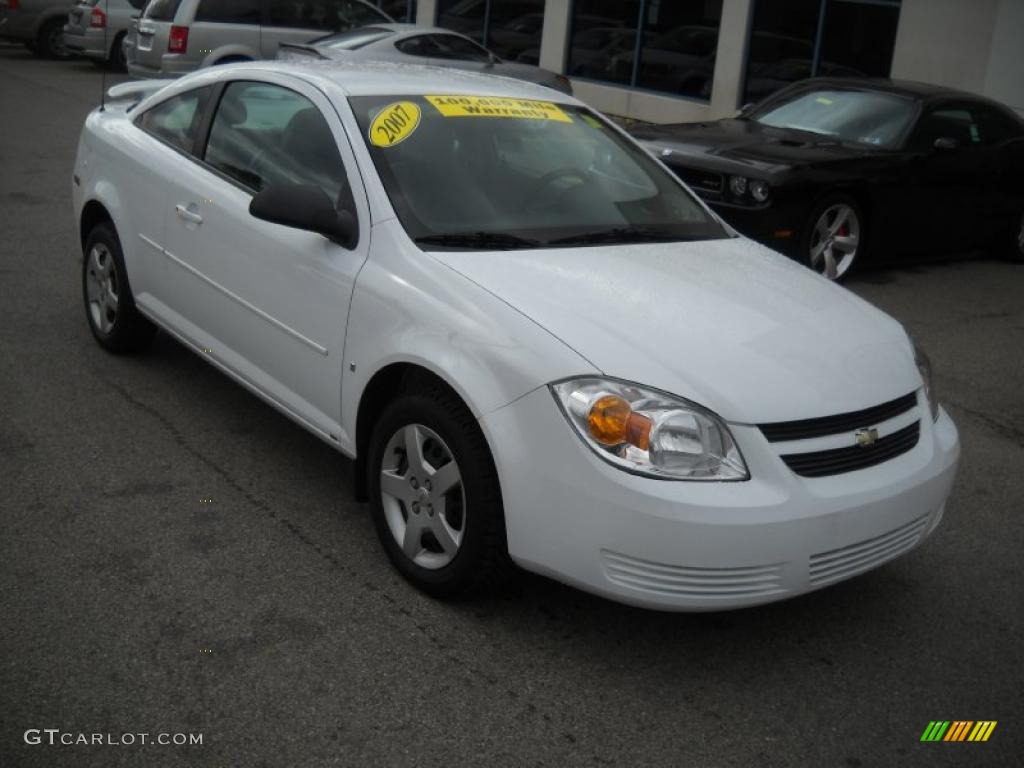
[482,386,959,611]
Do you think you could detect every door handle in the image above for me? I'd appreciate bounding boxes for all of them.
[175,204,202,225]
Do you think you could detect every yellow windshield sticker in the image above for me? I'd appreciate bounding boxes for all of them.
[581,113,604,129]
[816,96,834,105]
[369,101,421,148]
[425,95,572,123]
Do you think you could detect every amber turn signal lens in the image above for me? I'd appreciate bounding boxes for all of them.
[587,394,653,449]
[587,394,630,444]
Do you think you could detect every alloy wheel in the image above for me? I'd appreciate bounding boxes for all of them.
[379,423,466,570]
[809,203,860,280]
[85,243,120,335]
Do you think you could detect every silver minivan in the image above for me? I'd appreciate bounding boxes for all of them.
[125,0,392,78]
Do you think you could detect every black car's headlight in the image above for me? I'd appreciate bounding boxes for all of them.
[728,175,770,204]
[551,378,749,481]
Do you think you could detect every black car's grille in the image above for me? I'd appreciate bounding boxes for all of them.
[759,392,918,443]
[780,421,921,478]
[668,165,722,197]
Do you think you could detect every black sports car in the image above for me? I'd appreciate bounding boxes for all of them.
[630,78,1024,280]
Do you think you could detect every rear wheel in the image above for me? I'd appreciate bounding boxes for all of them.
[82,223,156,353]
[801,194,864,281]
[367,379,513,598]
[36,18,72,59]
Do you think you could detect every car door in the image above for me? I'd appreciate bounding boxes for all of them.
[896,102,995,254]
[128,85,216,303]
[157,74,371,443]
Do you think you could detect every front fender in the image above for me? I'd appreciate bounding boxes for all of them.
[341,220,597,454]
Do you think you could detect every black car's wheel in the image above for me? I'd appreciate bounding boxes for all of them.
[82,223,156,353]
[367,378,513,598]
[801,194,865,281]
[35,18,72,59]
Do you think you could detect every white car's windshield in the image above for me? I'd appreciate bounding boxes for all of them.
[350,94,727,249]
[752,88,917,148]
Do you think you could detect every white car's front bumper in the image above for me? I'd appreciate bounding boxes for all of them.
[482,387,960,611]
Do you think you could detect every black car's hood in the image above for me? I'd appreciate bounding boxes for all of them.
[633,118,868,174]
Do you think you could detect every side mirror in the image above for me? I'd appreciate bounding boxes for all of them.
[249,183,358,249]
[933,136,959,151]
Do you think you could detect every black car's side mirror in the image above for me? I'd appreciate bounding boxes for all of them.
[933,136,959,151]
[249,183,358,249]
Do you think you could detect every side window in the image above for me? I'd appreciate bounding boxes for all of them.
[910,107,980,150]
[974,106,1020,146]
[203,81,350,206]
[429,34,492,62]
[195,0,262,24]
[394,35,440,58]
[136,86,211,154]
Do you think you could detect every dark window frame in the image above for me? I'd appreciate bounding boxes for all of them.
[740,0,903,110]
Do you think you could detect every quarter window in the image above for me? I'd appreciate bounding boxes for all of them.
[203,82,350,205]
[428,34,491,62]
[136,87,212,154]
[195,0,262,24]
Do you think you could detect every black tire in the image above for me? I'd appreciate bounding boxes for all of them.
[799,193,866,282]
[82,223,156,354]
[35,18,71,59]
[109,32,127,72]
[367,377,514,598]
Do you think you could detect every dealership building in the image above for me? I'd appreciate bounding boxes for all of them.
[393,0,1024,121]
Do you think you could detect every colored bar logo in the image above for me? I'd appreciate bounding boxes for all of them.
[920,721,997,742]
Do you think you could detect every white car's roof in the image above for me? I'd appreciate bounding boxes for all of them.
[223,59,579,102]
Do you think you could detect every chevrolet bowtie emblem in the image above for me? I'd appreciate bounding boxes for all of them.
[855,428,880,447]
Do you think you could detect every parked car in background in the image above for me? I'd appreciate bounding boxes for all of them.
[278,24,571,94]
[0,0,75,58]
[632,78,1024,280]
[517,25,634,74]
[64,0,144,70]
[124,0,392,78]
[72,61,959,610]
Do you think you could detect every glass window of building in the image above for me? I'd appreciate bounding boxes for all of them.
[567,0,723,101]
[436,0,545,61]
[743,0,902,106]
[374,0,417,23]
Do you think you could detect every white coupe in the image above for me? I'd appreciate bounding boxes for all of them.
[72,62,960,610]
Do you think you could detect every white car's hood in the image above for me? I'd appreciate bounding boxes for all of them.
[432,237,921,424]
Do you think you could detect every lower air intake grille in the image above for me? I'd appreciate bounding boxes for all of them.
[601,550,784,599]
[781,421,920,477]
[809,514,929,586]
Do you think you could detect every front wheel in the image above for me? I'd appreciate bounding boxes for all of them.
[367,380,513,598]
[801,195,865,281]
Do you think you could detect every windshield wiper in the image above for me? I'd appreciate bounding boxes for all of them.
[414,231,541,250]
[548,227,699,246]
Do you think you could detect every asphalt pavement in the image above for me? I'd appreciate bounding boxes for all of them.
[1,44,1021,767]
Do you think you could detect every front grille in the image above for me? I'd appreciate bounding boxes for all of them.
[759,392,917,442]
[781,421,920,478]
[601,550,784,599]
[809,514,929,586]
[669,165,723,196]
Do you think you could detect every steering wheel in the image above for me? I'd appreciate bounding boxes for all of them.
[523,168,588,211]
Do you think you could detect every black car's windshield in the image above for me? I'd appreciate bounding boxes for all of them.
[751,88,917,147]
[350,95,727,249]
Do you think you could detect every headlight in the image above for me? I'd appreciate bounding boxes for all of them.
[749,179,770,202]
[550,378,749,481]
[728,175,748,197]
[912,340,939,421]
